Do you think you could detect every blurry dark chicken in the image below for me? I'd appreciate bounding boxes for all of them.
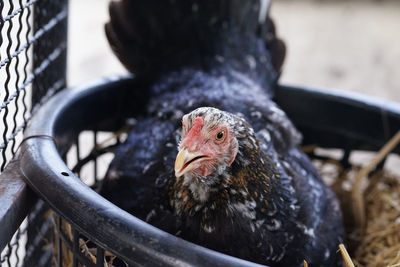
[100,0,344,266]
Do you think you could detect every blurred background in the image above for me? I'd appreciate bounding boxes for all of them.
[68,0,400,102]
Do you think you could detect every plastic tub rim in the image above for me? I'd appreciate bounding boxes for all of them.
[19,74,400,266]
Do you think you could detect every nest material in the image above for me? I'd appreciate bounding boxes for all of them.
[314,130,400,267]
[327,167,400,267]
[354,171,400,266]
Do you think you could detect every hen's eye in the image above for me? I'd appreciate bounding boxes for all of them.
[216,131,225,141]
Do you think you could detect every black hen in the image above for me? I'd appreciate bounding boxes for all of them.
[100,0,344,266]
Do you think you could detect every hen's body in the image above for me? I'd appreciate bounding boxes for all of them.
[100,0,344,266]
[101,69,344,266]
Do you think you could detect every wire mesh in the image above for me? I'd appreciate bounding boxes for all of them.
[1,1,129,266]
[0,0,67,170]
[0,0,68,266]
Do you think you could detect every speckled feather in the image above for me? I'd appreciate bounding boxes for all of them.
[101,0,344,266]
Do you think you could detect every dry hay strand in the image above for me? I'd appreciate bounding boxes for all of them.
[339,244,355,267]
[352,131,400,230]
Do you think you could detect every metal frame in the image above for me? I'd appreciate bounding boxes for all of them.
[0,160,36,252]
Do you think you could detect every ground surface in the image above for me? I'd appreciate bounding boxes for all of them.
[272,0,400,102]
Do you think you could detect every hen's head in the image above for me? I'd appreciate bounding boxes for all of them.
[175,107,252,180]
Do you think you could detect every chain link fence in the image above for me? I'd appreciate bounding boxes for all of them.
[0,0,68,266]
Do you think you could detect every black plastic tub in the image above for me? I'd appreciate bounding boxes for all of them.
[19,75,400,266]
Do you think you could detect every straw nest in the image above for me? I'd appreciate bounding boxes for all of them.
[310,131,400,267]
[51,131,400,267]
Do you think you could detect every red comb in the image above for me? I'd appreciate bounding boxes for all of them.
[186,117,204,140]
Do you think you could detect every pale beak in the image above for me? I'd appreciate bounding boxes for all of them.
[174,147,210,178]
